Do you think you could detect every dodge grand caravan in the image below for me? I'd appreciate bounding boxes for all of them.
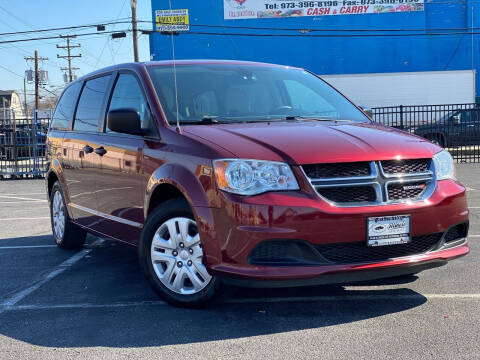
[46,61,470,307]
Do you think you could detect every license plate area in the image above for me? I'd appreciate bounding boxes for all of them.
[367,215,411,247]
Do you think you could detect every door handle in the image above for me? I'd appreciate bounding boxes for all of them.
[83,145,94,154]
[94,146,107,156]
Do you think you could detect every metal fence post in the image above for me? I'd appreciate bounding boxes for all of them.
[399,105,404,130]
[33,109,38,177]
[12,110,18,176]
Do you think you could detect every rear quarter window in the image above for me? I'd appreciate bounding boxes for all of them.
[50,82,82,130]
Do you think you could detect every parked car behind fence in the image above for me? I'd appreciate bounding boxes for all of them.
[0,109,50,178]
[372,104,480,163]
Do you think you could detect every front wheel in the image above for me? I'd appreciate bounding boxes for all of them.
[139,198,220,307]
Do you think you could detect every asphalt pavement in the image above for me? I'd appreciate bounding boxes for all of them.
[0,164,479,359]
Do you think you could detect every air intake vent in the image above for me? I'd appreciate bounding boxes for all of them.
[381,159,431,175]
[317,186,377,204]
[302,162,371,179]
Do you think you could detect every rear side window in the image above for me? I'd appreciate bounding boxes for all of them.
[50,82,81,130]
[74,75,111,132]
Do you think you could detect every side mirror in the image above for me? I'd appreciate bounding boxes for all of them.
[107,109,142,135]
[359,105,373,119]
[451,114,461,125]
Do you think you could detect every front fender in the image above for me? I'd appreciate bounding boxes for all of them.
[144,163,222,266]
[145,162,213,216]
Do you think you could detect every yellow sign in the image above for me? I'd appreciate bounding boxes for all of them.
[156,9,189,32]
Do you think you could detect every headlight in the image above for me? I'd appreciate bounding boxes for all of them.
[213,159,299,195]
[433,150,456,180]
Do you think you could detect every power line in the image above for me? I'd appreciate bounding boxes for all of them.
[140,19,480,33]
[0,4,37,30]
[0,63,24,78]
[0,29,132,45]
[95,0,129,69]
[0,19,132,38]
[3,27,480,46]
[162,30,480,38]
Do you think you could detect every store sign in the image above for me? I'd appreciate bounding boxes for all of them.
[224,0,424,19]
[156,9,189,31]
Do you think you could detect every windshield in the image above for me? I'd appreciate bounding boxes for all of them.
[147,64,370,124]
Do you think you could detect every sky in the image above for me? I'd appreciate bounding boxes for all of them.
[0,0,153,108]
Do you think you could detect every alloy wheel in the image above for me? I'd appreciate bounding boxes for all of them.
[52,190,65,241]
[150,217,212,295]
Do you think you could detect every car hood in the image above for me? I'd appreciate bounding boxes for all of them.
[183,121,441,164]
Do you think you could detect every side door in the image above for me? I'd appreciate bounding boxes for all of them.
[444,110,465,146]
[467,109,480,145]
[62,74,113,228]
[88,71,158,244]
[47,81,83,190]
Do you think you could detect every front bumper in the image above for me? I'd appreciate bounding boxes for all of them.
[197,179,469,285]
[215,241,469,287]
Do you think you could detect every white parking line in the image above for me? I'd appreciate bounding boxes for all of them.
[0,193,45,196]
[0,201,48,204]
[1,293,479,312]
[0,239,103,315]
[0,195,46,202]
[0,245,57,250]
[0,217,50,221]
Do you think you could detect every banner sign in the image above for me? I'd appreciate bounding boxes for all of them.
[156,9,189,31]
[224,0,424,19]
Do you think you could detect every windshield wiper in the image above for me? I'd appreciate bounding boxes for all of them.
[199,116,220,124]
[285,116,355,123]
[174,116,229,125]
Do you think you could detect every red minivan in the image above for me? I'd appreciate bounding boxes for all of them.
[46,61,470,307]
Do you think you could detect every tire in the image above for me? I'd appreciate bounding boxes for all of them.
[50,181,86,249]
[139,198,220,308]
[425,134,445,147]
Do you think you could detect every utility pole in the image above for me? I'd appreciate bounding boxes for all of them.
[57,35,81,82]
[131,0,139,62]
[24,51,48,110]
[23,77,28,119]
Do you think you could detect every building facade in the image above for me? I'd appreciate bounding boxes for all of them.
[150,0,480,101]
[0,90,25,121]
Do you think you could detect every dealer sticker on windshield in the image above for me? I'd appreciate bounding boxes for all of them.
[367,215,411,247]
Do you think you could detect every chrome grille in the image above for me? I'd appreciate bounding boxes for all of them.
[387,181,428,200]
[302,159,435,207]
[303,162,371,179]
[381,159,431,175]
[317,186,377,203]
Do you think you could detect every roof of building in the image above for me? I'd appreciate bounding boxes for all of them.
[0,90,16,97]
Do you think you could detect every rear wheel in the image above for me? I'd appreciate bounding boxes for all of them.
[140,198,220,307]
[50,181,86,249]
